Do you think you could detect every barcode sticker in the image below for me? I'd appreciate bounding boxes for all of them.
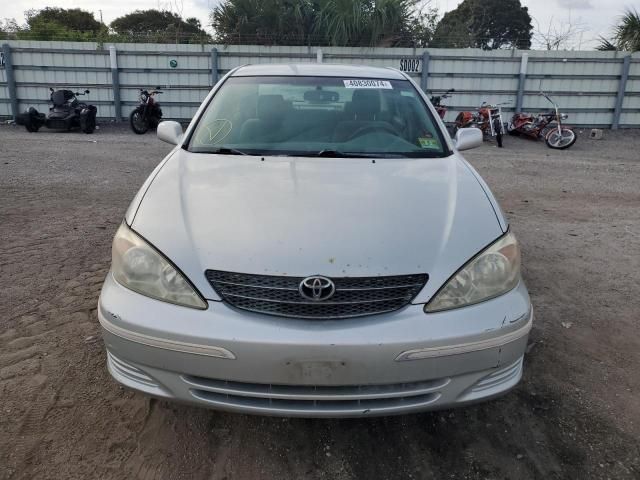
[343,79,393,89]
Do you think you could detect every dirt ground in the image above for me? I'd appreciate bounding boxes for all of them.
[0,123,639,480]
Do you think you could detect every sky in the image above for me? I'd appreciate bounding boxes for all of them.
[2,0,634,49]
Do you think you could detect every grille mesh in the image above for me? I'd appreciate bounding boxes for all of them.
[205,270,428,319]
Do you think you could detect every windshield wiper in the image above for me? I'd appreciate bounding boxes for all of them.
[201,148,407,158]
[300,150,396,158]
[207,147,251,156]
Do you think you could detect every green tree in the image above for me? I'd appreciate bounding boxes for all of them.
[314,0,418,46]
[598,9,640,52]
[431,0,532,49]
[25,7,103,33]
[11,8,106,41]
[409,5,440,47]
[596,38,617,51]
[211,0,437,46]
[0,18,21,39]
[110,9,211,43]
[211,0,316,45]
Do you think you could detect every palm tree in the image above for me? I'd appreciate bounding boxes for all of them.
[211,0,431,46]
[598,9,640,51]
[212,0,316,44]
[596,37,616,51]
[313,0,418,47]
[369,0,418,46]
[313,0,370,46]
[614,9,640,51]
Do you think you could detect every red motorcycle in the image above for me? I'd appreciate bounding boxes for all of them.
[507,92,576,149]
[430,88,454,119]
[129,87,164,134]
[454,102,507,148]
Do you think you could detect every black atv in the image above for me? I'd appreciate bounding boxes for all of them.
[17,88,97,134]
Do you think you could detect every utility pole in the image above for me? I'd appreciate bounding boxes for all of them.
[99,10,104,25]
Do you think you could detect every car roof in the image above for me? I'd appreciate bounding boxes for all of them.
[230,63,407,80]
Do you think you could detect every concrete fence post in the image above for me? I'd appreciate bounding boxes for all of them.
[316,49,323,63]
[515,53,528,113]
[211,47,219,87]
[2,44,19,121]
[612,55,631,130]
[420,50,430,92]
[109,46,121,122]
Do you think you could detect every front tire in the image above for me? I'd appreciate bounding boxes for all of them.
[25,120,40,133]
[545,127,576,149]
[81,118,95,134]
[453,112,466,134]
[130,108,149,134]
[24,107,41,132]
[80,106,97,134]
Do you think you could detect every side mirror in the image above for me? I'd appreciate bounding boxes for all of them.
[85,89,90,94]
[156,86,162,90]
[157,121,183,145]
[453,127,483,151]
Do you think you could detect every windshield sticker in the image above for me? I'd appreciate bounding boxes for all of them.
[343,79,393,89]
[418,136,441,149]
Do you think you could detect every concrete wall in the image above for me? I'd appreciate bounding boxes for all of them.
[1,40,638,128]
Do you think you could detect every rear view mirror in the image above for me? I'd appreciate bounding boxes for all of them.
[157,121,183,145]
[304,90,339,103]
[453,127,482,151]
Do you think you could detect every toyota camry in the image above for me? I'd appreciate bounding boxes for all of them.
[98,63,532,417]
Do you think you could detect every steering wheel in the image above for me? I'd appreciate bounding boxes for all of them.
[346,124,399,141]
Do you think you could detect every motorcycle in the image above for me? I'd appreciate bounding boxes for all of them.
[16,88,97,134]
[130,87,164,134]
[430,88,455,119]
[454,102,507,148]
[508,92,577,149]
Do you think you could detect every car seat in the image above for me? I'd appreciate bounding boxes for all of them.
[239,94,289,143]
[333,90,395,142]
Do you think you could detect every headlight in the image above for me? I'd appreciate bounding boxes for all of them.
[425,231,521,313]
[111,223,207,309]
[560,113,568,120]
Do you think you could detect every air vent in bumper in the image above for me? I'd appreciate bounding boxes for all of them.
[182,374,448,416]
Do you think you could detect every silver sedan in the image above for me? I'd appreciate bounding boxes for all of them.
[99,63,532,417]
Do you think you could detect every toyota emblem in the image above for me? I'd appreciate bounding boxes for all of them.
[299,276,335,301]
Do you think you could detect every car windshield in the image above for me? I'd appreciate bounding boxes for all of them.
[187,76,448,158]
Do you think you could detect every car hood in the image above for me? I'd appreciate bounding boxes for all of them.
[131,150,504,303]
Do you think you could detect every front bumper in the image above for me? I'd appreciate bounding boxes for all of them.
[99,273,532,417]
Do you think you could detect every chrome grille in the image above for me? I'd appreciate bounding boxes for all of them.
[205,270,428,319]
